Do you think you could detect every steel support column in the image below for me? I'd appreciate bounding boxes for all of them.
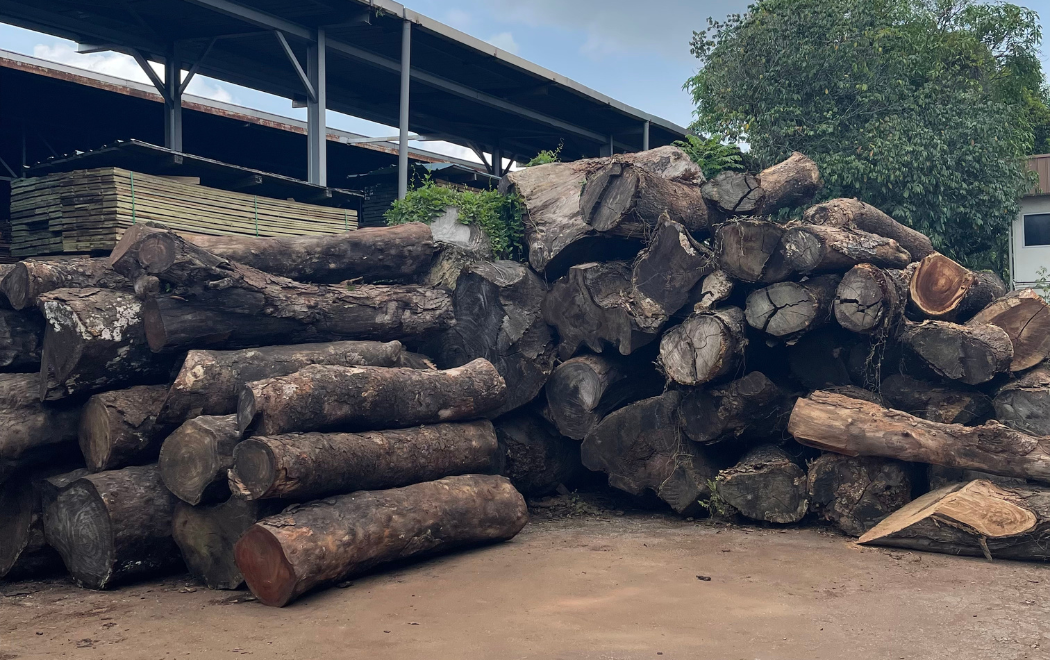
[600,135,614,157]
[491,144,503,177]
[307,28,327,186]
[398,20,412,199]
[164,51,183,151]
[642,120,650,151]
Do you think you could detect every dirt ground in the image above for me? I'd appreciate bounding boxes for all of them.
[2,499,1049,660]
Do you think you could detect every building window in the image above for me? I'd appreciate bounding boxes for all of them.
[1024,214,1050,247]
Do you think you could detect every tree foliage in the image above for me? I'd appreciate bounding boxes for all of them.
[672,134,750,179]
[686,0,1046,272]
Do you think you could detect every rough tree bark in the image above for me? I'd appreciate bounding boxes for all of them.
[806,454,912,536]
[493,409,581,497]
[1,257,129,310]
[0,373,82,481]
[802,198,935,261]
[659,307,748,386]
[901,320,1014,385]
[779,224,911,274]
[630,216,717,323]
[745,275,840,341]
[714,445,809,524]
[966,289,1050,372]
[833,264,906,335]
[158,415,241,506]
[0,309,43,371]
[994,367,1050,436]
[880,374,993,425]
[714,220,792,283]
[78,384,169,472]
[677,371,784,445]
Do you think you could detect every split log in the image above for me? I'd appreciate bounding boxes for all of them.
[0,308,43,371]
[433,261,555,417]
[579,163,710,239]
[1,257,129,310]
[715,445,809,524]
[833,264,906,335]
[908,253,975,319]
[493,409,581,497]
[156,341,407,428]
[677,371,784,444]
[806,454,912,536]
[0,373,82,481]
[581,391,716,515]
[745,275,840,340]
[181,223,435,284]
[880,374,993,425]
[158,415,241,506]
[43,464,181,589]
[966,289,1050,372]
[702,152,822,216]
[630,217,716,322]
[779,224,911,274]
[994,367,1050,436]
[235,474,528,607]
[172,497,286,590]
[38,288,173,400]
[802,198,935,261]
[690,270,734,312]
[78,385,169,472]
[714,220,791,283]
[788,390,1050,483]
[238,358,506,437]
[901,320,1013,385]
[230,421,500,501]
[659,307,747,386]
[858,480,1050,561]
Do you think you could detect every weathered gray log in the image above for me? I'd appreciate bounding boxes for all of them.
[745,275,840,340]
[806,454,912,536]
[956,271,1009,321]
[493,409,581,497]
[631,216,717,323]
[0,308,43,371]
[833,264,906,335]
[659,307,747,386]
[714,219,792,283]
[702,152,822,216]
[702,171,762,215]
[579,162,710,238]
[779,224,911,274]
[238,358,507,437]
[677,371,784,445]
[966,289,1050,372]
[880,374,993,425]
[715,445,808,524]
[1,257,129,310]
[234,474,528,607]
[0,373,82,481]
[78,385,169,472]
[158,415,241,506]
[994,367,1050,436]
[802,198,934,261]
[420,243,486,290]
[43,464,181,589]
[901,320,1013,385]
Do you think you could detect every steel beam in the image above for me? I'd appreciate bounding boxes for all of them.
[642,120,650,151]
[274,31,315,102]
[181,0,312,40]
[164,50,184,151]
[307,28,327,186]
[398,19,411,200]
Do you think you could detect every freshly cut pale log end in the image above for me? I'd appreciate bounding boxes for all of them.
[967,289,1050,372]
[715,445,808,524]
[714,220,791,283]
[494,409,581,497]
[807,454,911,537]
[833,264,905,335]
[908,253,974,319]
[802,198,934,261]
[158,415,241,505]
[880,374,992,425]
[745,275,839,340]
[78,384,170,472]
[690,270,734,312]
[659,307,747,386]
[994,367,1050,436]
[902,320,1013,385]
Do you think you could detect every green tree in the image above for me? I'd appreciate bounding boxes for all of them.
[686,0,1046,272]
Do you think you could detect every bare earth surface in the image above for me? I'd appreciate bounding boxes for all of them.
[2,506,1049,660]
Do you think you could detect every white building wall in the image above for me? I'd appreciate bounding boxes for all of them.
[1012,196,1050,295]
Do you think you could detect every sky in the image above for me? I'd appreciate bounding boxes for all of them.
[0,0,1049,162]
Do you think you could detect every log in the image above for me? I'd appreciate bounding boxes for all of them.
[677,371,784,444]
[701,171,762,215]
[802,198,935,261]
[631,216,717,322]
[579,162,710,237]
[833,264,906,335]
[156,341,408,428]
[927,465,1028,490]
[238,358,507,437]
[0,373,82,481]
[901,320,1013,385]
[0,308,43,371]
[806,454,912,536]
[180,223,435,284]
[788,390,1050,483]
[172,497,286,590]
[779,224,911,274]
[493,409,581,497]
[420,243,486,290]
[659,307,748,386]
[78,385,169,472]
[690,270,734,312]
[994,367,1050,436]
[908,253,976,320]
[43,464,181,589]
[0,257,129,310]
[745,275,840,340]
[714,445,809,524]
[38,288,173,400]
[433,261,555,417]
[858,480,1050,561]
[544,353,663,440]
[880,374,993,425]
[235,474,528,607]
[581,391,716,515]
[158,415,241,506]
[966,289,1050,372]
[956,271,1009,321]
[702,152,822,216]
[714,219,791,283]
[230,421,500,501]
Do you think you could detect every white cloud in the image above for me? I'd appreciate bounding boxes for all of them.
[486,31,520,55]
[444,8,474,31]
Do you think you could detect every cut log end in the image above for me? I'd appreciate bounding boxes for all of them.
[228,441,276,500]
[909,253,974,319]
[78,397,113,471]
[43,481,113,588]
[137,233,179,275]
[2,263,30,310]
[234,525,296,607]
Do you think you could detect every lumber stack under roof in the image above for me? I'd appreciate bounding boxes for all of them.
[8,168,358,258]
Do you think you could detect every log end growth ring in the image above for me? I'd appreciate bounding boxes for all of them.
[909,253,974,318]
[1,263,30,310]
[235,525,296,607]
[137,234,178,275]
[44,482,114,589]
[159,429,221,506]
[229,441,277,500]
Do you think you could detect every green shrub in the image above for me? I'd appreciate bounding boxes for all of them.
[525,141,563,167]
[672,134,747,179]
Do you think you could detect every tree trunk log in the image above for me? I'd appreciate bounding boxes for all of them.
[994,367,1050,436]
[788,390,1050,483]
[907,253,976,320]
[927,465,1028,490]
[833,264,906,335]
[78,385,169,472]
[493,408,581,497]
[1,257,129,311]
[955,271,1009,321]
[579,162,710,238]
[659,307,748,386]
[180,223,435,284]
[238,358,507,437]
[0,309,43,371]
[0,467,78,579]
[433,261,555,417]
[420,243,486,290]
[858,480,1050,561]
[714,219,792,283]
[753,152,823,215]
[880,374,993,425]
[745,275,840,340]
[802,198,934,261]
[43,464,181,589]
[234,474,528,607]
[806,454,912,536]
[230,420,500,501]
[631,217,717,322]
[158,415,241,506]
[966,289,1050,372]
[38,288,173,400]
[780,224,912,274]
[689,270,734,312]
[678,371,784,444]
[901,320,1013,385]
[702,171,762,215]
[715,444,809,524]
[0,373,82,481]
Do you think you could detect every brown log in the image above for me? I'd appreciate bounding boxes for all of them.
[0,373,82,481]
[37,288,173,400]
[956,271,1009,320]
[745,275,840,340]
[631,216,717,322]
[966,289,1050,372]
[880,374,993,425]
[901,320,1013,385]
[994,367,1050,436]
[579,162,710,238]
[78,385,169,472]
[230,420,500,501]
[238,358,506,437]
[659,307,747,386]
[677,371,784,445]
[701,171,763,215]
[907,253,976,319]
[833,264,906,335]
[180,223,435,284]
[806,454,912,536]
[433,261,555,417]
[1,257,129,311]
[702,152,822,216]
[788,390,1050,483]
[581,391,716,515]
[715,445,809,524]
[43,464,181,589]
[858,480,1050,561]
[802,198,935,261]
[158,415,241,506]
[234,474,528,607]
[0,308,43,371]
[493,409,581,497]
[714,219,792,283]
[156,341,407,429]
[689,270,734,312]
[779,224,911,274]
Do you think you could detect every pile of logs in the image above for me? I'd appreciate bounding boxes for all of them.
[2,146,1050,608]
